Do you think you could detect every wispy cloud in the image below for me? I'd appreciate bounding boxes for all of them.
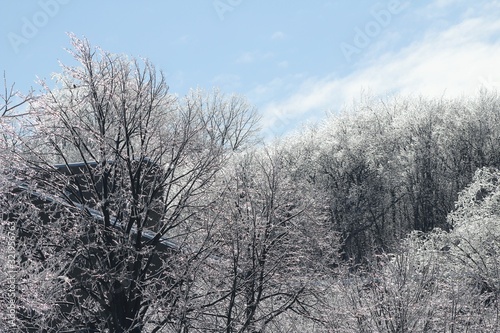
[236,52,255,64]
[277,60,289,68]
[235,51,274,64]
[271,31,286,40]
[211,73,241,91]
[170,35,193,46]
[258,13,500,132]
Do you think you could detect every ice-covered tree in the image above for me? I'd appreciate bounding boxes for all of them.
[194,147,339,332]
[1,35,258,332]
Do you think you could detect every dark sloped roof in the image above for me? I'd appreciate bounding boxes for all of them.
[10,159,177,251]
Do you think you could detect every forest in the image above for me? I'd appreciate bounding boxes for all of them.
[1,35,499,332]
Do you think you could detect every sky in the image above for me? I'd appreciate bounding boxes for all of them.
[2,0,500,138]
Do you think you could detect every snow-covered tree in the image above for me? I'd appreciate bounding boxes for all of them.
[446,167,500,312]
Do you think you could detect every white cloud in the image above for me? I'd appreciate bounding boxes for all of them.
[422,0,499,20]
[258,14,500,132]
[236,52,255,64]
[432,0,463,8]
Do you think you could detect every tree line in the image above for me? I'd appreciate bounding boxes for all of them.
[275,93,500,263]
[1,35,499,332]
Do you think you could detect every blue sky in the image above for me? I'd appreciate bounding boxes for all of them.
[2,0,500,138]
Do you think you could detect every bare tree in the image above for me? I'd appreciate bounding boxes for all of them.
[1,71,33,118]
